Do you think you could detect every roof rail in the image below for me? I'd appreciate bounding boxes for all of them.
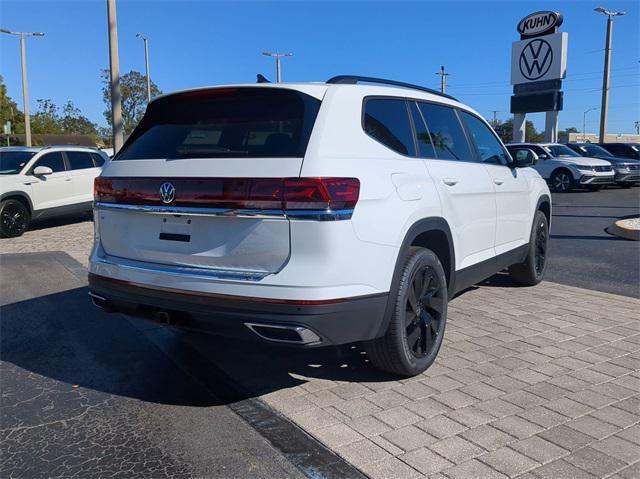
[41,144,100,150]
[326,75,458,101]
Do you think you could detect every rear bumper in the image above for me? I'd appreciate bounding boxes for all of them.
[88,273,388,346]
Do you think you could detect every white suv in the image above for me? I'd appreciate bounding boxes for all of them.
[88,77,551,376]
[0,146,109,237]
[508,143,615,192]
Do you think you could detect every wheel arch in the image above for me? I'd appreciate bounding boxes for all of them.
[550,166,576,181]
[536,194,551,227]
[375,217,455,339]
[0,191,33,214]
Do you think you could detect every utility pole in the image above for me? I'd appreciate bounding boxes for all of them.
[136,32,151,102]
[262,52,293,83]
[583,108,598,142]
[594,7,626,143]
[491,110,500,128]
[0,28,45,147]
[435,65,449,94]
[107,0,124,152]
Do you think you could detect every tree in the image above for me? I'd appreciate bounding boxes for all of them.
[496,118,544,143]
[0,75,25,134]
[101,69,161,135]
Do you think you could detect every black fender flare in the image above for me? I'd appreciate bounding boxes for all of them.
[375,217,455,339]
[0,191,34,213]
[535,194,552,227]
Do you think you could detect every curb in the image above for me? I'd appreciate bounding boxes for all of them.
[606,216,640,241]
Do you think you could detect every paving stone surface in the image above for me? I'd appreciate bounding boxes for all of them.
[3,220,640,479]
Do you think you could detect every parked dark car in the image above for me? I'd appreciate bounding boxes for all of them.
[597,142,640,161]
[567,143,640,187]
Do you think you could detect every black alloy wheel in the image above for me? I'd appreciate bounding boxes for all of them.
[0,200,30,238]
[508,210,549,286]
[365,247,448,377]
[533,216,547,277]
[405,265,444,359]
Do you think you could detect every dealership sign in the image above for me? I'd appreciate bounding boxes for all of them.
[511,32,567,85]
[517,11,563,37]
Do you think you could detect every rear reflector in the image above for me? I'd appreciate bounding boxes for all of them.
[95,177,359,214]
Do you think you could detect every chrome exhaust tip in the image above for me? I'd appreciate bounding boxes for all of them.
[88,292,108,310]
[244,322,322,345]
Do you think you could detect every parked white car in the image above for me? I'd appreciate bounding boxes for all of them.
[507,142,615,192]
[0,146,109,237]
[89,77,551,376]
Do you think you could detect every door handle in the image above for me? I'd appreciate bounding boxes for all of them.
[442,178,459,186]
[65,178,73,181]
[493,179,505,185]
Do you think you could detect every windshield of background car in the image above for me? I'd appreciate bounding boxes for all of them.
[0,151,36,174]
[115,87,321,160]
[577,144,611,157]
[543,145,581,158]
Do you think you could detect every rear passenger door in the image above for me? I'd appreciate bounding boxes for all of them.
[459,111,530,254]
[65,150,102,205]
[27,151,71,211]
[413,101,497,270]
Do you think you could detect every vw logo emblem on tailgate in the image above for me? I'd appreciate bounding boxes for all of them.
[159,182,176,204]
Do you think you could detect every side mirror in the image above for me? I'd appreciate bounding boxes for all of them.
[510,148,538,168]
[33,166,53,176]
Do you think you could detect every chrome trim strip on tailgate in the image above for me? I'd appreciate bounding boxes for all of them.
[94,254,270,281]
[95,202,354,220]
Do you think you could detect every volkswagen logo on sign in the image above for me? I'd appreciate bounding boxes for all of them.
[519,39,553,81]
[159,182,176,204]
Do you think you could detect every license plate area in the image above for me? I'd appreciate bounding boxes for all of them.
[160,217,192,242]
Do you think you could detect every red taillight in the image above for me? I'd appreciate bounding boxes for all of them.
[283,178,359,210]
[94,177,360,214]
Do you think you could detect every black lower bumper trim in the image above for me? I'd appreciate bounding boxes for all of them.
[88,274,388,346]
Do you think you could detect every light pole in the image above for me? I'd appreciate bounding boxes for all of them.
[136,32,151,102]
[0,28,44,147]
[106,0,123,152]
[594,7,626,143]
[262,52,292,83]
[583,108,598,142]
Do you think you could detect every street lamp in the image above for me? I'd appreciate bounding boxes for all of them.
[106,0,123,152]
[262,52,292,83]
[583,108,598,142]
[594,7,626,143]
[0,28,45,147]
[136,32,151,103]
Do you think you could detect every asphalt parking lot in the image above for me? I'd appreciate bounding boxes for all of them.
[545,186,639,298]
[1,186,639,478]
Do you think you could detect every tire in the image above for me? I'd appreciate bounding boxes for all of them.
[365,247,448,377]
[551,169,574,192]
[0,199,30,238]
[508,210,549,286]
[620,183,632,189]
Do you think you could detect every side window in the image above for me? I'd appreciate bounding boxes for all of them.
[460,111,511,165]
[363,98,416,156]
[66,151,95,170]
[90,153,106,167]
[409,102,436,158]
[418,103,472,161]
[33,152,65,173]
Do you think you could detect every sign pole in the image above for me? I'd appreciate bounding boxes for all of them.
[513,113,526,142]
[545,111,559,142]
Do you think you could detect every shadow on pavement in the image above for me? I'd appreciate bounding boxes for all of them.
[1,286,219,407]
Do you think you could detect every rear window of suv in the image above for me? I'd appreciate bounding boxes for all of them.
[116,87,321,160]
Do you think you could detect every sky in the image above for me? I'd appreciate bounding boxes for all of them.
[1,0,638,134]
